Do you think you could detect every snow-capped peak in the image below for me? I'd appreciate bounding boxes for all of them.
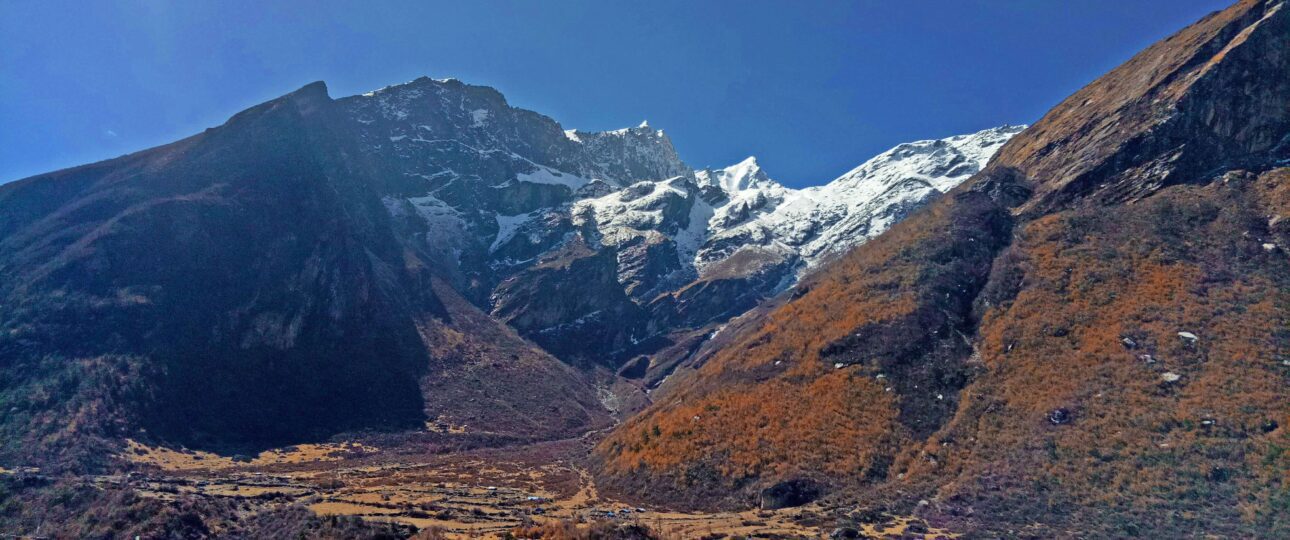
[342,76,1023,360]
[566,123,690,185]
[696,156,783,194]
[352,77,1021,328]
[572,126,1025,305]
[696,125,1025,276]
[830,124,1022,194]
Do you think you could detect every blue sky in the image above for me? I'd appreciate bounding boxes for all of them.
[2,0,1230,187]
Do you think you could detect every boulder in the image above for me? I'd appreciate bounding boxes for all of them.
[1048,408,1072,425]
[759,478,822,509]
[829,527,863,539]
[616,356,650,379]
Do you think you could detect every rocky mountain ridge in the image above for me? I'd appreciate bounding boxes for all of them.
[338,77,1022,366]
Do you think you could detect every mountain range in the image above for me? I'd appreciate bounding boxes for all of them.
[0,0,1286,537]
[0,70,1016,462]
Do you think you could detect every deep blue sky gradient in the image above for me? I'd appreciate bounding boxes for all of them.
[2,1,1231,187]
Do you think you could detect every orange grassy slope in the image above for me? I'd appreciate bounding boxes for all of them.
[594,1,1290,535]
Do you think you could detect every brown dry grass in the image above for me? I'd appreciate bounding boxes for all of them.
[596,186,1013,505]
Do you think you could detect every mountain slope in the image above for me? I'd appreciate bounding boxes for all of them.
[595,1,1290,536]
[0,82,611,466]
[547,126,1021,369]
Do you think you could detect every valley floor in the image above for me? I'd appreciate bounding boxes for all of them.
[3,435,958,539]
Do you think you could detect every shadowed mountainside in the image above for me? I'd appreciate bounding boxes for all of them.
[0,82,611,465]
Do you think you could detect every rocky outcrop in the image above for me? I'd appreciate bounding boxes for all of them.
[647,247,797,330]
[759,478,822,510]
[490,239,648,366]
[992,0,1290,213]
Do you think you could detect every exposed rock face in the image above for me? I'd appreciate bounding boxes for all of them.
[596,1,1290,537]
[647,246,798,331]
[993,0,1290,213]
[490,239,649,366]
[336,76,693,304]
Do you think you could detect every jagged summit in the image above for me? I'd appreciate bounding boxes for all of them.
[295,80,330,97]
[696,125,1024,273]
[695,156,781,193]
[360,75,471,96]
